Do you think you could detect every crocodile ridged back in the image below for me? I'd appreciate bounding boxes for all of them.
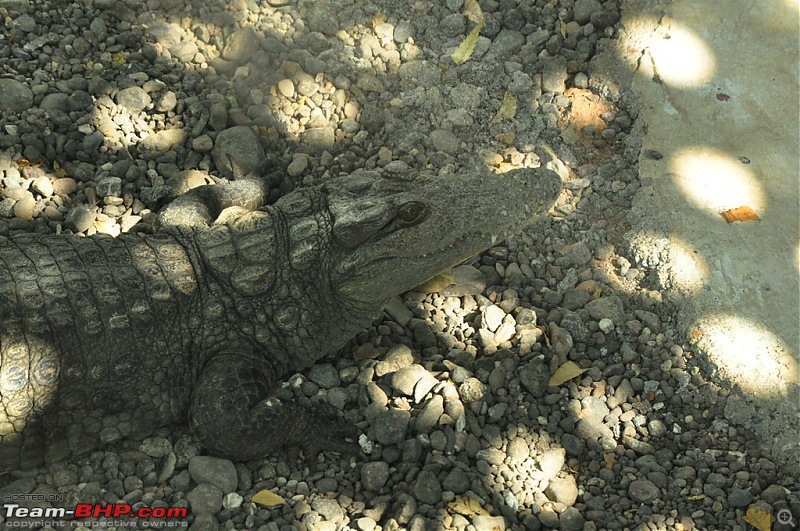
[0,232,195,471]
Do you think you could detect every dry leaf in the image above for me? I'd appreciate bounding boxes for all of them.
[548,361,588,387]
[414,269,456,293]
[353,343,380,361]
[721,205,760,223]
[111,51,125,65]
[451,20,484,65]
[559,19,567,39]
[743,505,774,531]
[372,10,387,28]
[448,496,489,517]
[491,92,517,124]
[687,494,705,501]
[251,490,286,508]
[603,453,615,469]
[54,168,68,178]
[462,0,484,24]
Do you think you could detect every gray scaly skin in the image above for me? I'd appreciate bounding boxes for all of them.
[0,167,560,472]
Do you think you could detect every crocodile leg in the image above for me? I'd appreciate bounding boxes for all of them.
[188,353,360,460]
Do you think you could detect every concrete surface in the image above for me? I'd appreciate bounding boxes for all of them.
[618,1,799,468]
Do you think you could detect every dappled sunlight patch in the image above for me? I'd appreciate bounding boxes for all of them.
[644,20,715,88]
[688,314,798,396]
[661,235,709,294]
[670,147,766,217]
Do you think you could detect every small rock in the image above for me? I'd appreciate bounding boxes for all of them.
[185,484,223,516]
[728,488,754,508]
[222,27,260,64]
[429,129,460,155]
[373,409,410,445]
[458,377,486,403]
[573,0,603,24]
[482,305,505,332]
[538,448,565,479]
[415,395,444,433]
[31,176,53,197]
[412,470,442,505]
[188,456,238,493]
[544,476,578,506]
[286,154,309,177]
[115,86,151,113]
[360,461,389,491]
[506,438,530,464]
[12,196,35,221]
[95,176,122,198]
[519,359,549,398]
[277,78,295,99]
[308,363,340,389]
[585,296,625,324]
[0,79,33,113]
[541,57,568,94]
[64,206,96,233]
[391,365,437,402]
[212,126,265,178]
[558,507,585,531]
[140,129,187,153]
[628,479,660,503]
[472,515,507,530]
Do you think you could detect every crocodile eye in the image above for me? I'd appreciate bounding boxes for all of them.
[396,201,428,226]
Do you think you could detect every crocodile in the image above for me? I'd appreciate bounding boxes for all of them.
[0,167,560,472]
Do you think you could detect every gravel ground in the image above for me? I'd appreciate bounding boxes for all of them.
[0,0,797,529]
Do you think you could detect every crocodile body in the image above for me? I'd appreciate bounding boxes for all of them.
[0,168,560,472]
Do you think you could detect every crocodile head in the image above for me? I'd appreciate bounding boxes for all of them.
[324,167,562,308]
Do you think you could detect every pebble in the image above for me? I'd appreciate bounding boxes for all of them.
[544,476,578,506]
[185,484,223,516]
[628,479,661,503]
[115,87,151,113]
[373,409,410,445]
[188,456,238,493]
[0,79,33,113]
[519,359,550,398]
[412,470,442,505]
[212,126,265,178]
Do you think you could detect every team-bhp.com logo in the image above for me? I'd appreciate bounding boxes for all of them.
[3,501,188,527]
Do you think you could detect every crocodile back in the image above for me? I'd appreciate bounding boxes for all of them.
[0,232,196,471]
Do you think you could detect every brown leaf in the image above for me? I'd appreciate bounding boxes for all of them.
[451,20,484,65]
[743,505,774,531]
[414,269,456,293]
[491,92,517,124]
[721,206,760,223]
[354,343,380,361]
[372,10,387,28]
[251,490,286,508]
[448,496,489,517]
[548,361,588,387]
